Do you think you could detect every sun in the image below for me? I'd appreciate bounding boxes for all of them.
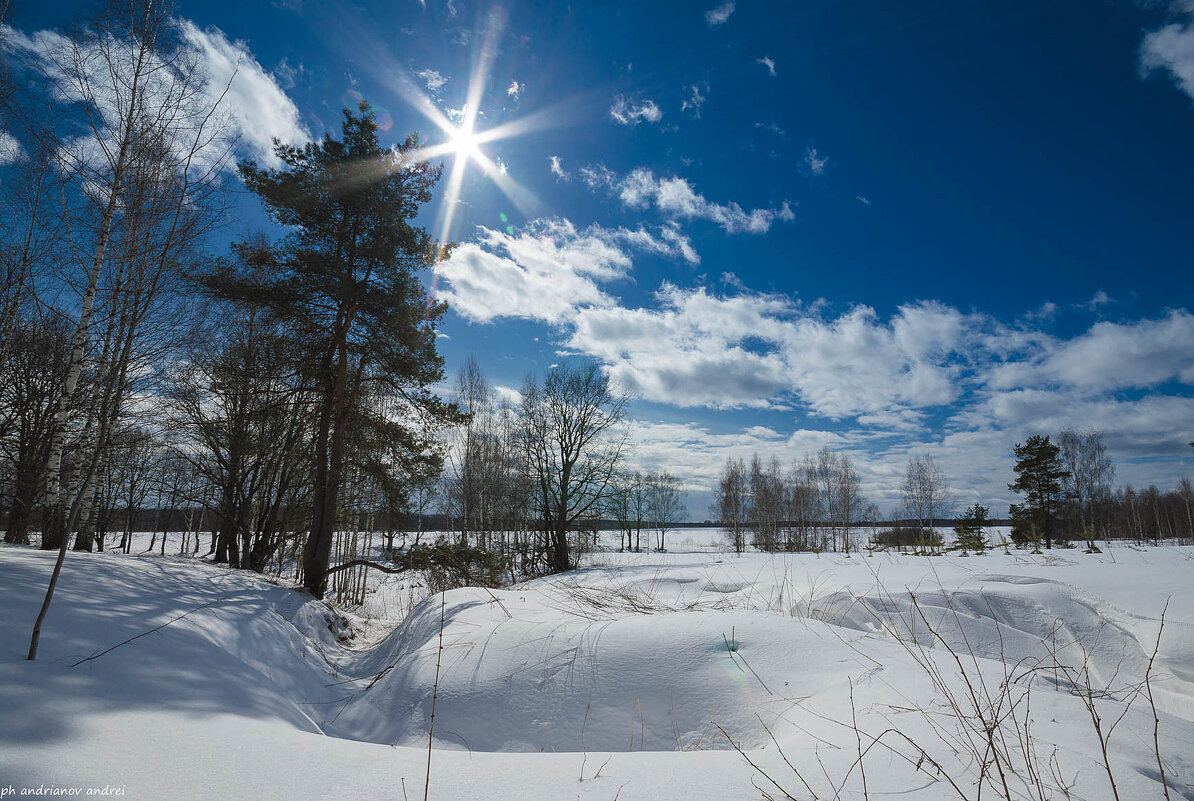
[447,121,484,165]
[389,15,547,259]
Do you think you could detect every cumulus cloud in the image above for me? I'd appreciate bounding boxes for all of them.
[616,168,795,234]
[705,1,736,27]
[565,286,970,421]
[438,217,1194,506]
[756,56,777,77]
[507,79,523,100]
[609,95,663,125]
[579,163,617,189]
[986,310,1194,393]
[433,200,1194,510]
[622,419,852,490]
[434,218,700,323]
[607,223,700,265]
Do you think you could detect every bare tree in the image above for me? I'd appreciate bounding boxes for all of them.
[520,362,628,574]
[715,456,748,554]
[604,470,643,553]
[748,455,784,551]
[646,470,686,552]
[167,305,312,569]
[1058,428,1115,551]
[0,144,59,375]
[785,456,820,551]
[1,314,71,544]
[834,452,870,554]
[814,447,839,551]
[901,453,951,539]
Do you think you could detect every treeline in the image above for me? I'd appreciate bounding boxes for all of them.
[713,450,878,554]
[710,434,1194,554]
[1006,431,1194,550]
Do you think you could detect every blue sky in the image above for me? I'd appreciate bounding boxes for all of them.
[8,0,1194,516]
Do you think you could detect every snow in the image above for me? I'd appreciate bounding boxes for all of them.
[3,532,1193,800]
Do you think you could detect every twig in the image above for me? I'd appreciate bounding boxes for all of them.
[1145,600,1172,801]
[424,591,446,801]
[850,679,869,801]
[72,599,221,667]
[712,722,800,800]
[324,558,410,577]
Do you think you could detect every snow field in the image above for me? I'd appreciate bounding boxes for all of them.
[3,533,1193,799]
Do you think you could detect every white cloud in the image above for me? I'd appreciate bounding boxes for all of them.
[565,286,969,420]
[548,155,569,181]
[438,218,1194,506]
[804,147,828,175]
[435,204,1194,506]
[7,20,309,171]
[579,163,616,189]
[417,69,448,91]
[273,57,302,90]
[609,95,663,125]
[0,130,24,165]
[756,56,777,77]
[605,223,700,265]
[616,168,795,234]
[180,23,310,167]
[1141,9,1194,101]
[507,79,523,100]
[856,195,871,205]
[435,220,624,324]
[681,83,707,117]
[705,1,736,27]
[985,310,1194,393]
[434,218,700,323]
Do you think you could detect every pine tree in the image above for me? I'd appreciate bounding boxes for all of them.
[953,503,990,554]
[1008,434,1069,550]
[202,103,460,598]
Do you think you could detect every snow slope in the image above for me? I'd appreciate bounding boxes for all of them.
[3,538,1193,800]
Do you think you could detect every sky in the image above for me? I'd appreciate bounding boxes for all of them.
[5,0,1194,517]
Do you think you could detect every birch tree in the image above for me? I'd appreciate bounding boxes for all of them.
[1058,428,1114,551]
[27,0,234,659]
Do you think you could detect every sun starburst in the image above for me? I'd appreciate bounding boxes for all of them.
[389,16,545,262]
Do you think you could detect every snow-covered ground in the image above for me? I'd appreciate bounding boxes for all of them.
[3,531,1193,800]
